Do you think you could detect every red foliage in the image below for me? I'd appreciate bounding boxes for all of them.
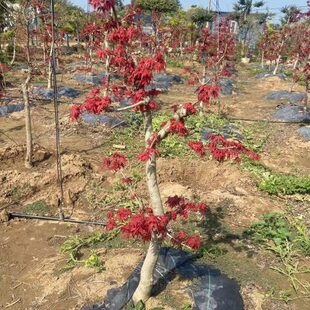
[207,134,260,162]
[121,177,133,185]
[183,102,197,115]
[165,195,207,218]
[0,63,11,72]
[128,52,165,88]
[84,96,112,114]
[188,141,206,156]
[116,208,132,221]
[101,152,128,171]
[106,211,117,230]
[105,199,205,249]
[71,104,82,121]
[120,212,169,241]
[138,148,160,162]
[89,0,116,12]
[168,119,188,136]
[186,235,201,250]
[197,84,220,104]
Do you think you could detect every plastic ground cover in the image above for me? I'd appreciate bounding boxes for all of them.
[85,247,243,310]
[0,104,24,117]
[81,112,126,127]
[201,123,244,141]
[146,73,183,92]
[273,104,310,122]
[33,87,80,99]
[298,127,310,141]
[255,72,287,80]
[266,91,307,104]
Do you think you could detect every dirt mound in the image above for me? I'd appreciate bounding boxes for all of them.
[158,158,244,191]
[0,143,51,166]
[157,158,281,226]
[0,153,92,209]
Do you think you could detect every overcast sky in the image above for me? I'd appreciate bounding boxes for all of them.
[70,0,308,22]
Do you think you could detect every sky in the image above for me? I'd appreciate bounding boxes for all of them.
[70,0,308,22]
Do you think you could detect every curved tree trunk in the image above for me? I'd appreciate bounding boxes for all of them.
[132,110,164,304]
[273,40,284,75]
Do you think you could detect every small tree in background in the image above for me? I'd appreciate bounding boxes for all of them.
[184,17,237,114]
[233,0,264,57]
[187,6,213,29]
[17,0,35,168]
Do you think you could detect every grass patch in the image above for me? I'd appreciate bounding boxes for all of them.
[152,111,233,158]
[243,65,266,75]
[243,212,310,257]
[85,166,144,213]
[241,121,270,152]
[166,57,184,68]
[243,211,310,294]
[7,184,36,203]
[242,160,310,195]
[24,200,50,216]
[103,127,144,160]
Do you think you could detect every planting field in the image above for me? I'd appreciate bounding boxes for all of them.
[0,1,309,310]
[1,60,309,309]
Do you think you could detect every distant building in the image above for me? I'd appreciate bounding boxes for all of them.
[209,11,266,46]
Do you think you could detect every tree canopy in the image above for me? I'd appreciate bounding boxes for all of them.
[134,0,181,13]
[233,0,264,24]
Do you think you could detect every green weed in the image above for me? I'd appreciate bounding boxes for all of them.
[198,245,227,259]
[7,184,36,203]
[61,231,117,271]
[241,121,270,152]
[166,57,184,68]
[24,200,50,216]
[84,253,105,272]
[243,212,310,293]
[243,66,265,75]
[242,160,310,195]
[259,174,310,195]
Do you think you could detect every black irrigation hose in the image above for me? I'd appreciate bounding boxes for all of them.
[8,212,106,226]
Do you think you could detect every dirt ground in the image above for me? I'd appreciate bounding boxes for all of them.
[0,61,309,309]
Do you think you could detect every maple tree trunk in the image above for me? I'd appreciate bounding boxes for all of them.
[103,34,111,96]
[273,41,284,75]
[261,51,264,69]
[132,110,164,304]
[43,43,46,64]
[10,36,16,65]
[273,55,281,75]
[47,45,53,89]
[22,68,33,168]
[23,16,33,169]
[47,63,52,89]
[289,81,295,93]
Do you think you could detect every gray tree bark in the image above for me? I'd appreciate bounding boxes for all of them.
[132,110,164,304]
